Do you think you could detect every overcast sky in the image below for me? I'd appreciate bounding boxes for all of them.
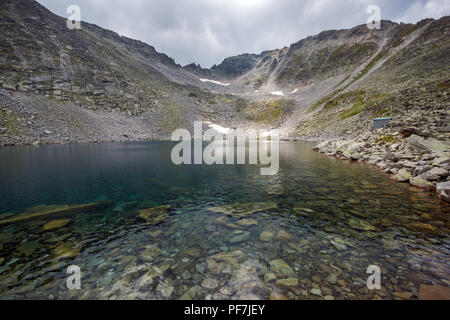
[36,0,449,67]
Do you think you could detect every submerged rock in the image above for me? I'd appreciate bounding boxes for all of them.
[406,222,439,235]
[156,282,174,298]
[139,244,162,262]
[275,230,293,241]
[206,250,246,274]
[52,242,81,259]
[215,216,229,224]
[229,231,250,243]
[180,285,203,300]
[419,284,450,300]
[348,218,376,231]
[97,271,115,288]
[0,201,111,226]
[43,219,71,231]
[17,242,41,257]
[46,233,71,243]
[137,205,171,225]
[209,202,278,218]
[0,232,13,244]
[180,247,201,258]
[201,278,219,289]
[269,259,296,278]
[260,231,275,242]
[330,238,347,250]
[148,230,162,238]
[236,219,258,226]
[266,185,284,195]
[292,205,314,215]
[311,288,322,296]
[269,292,289,300]
[393,292,413,299]
[326,273,337,285]
[275,278,299,288]
[264,272,277,283]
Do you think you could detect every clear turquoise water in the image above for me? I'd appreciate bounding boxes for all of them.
[0,142,448,300]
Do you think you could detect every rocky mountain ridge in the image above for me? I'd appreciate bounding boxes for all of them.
[0,0,257,145]
[0,0,448,154]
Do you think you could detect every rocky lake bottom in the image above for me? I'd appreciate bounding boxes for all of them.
[0,142,448,300]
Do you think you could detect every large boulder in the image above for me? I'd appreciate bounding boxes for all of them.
[433,157,450,170]
[316,140,331,150]
[406,135,450,158]
[426,167,448,178]
[391,168,411,182]
[409,176,434,190]
[436,181,450,202]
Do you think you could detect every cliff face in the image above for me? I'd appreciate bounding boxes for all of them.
[184,54,262,79]
[0,0,251,145]
[0,0,448,146]
[1,0,170,111]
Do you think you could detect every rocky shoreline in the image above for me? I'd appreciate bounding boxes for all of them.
[0,137,168,147]
[313,127,450,203]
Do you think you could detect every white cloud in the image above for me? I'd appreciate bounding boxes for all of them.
[36,0,449,67]
[395,0,450,22]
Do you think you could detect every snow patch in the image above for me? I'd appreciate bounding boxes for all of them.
[271,91,284,96]
[290,88,298,94]
[204,121,231,134]
[199,78,231,86]
[260,130,278,138]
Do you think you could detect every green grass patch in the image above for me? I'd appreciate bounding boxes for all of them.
[339,97,365,120]
[377,134,399,144]
[339,92,388,120]
[320,90,366,111]
[239,99,296,124]
[0,108,21,136]
[308,90,341,112]
[307,50,387,113]
[255,100,295,124]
